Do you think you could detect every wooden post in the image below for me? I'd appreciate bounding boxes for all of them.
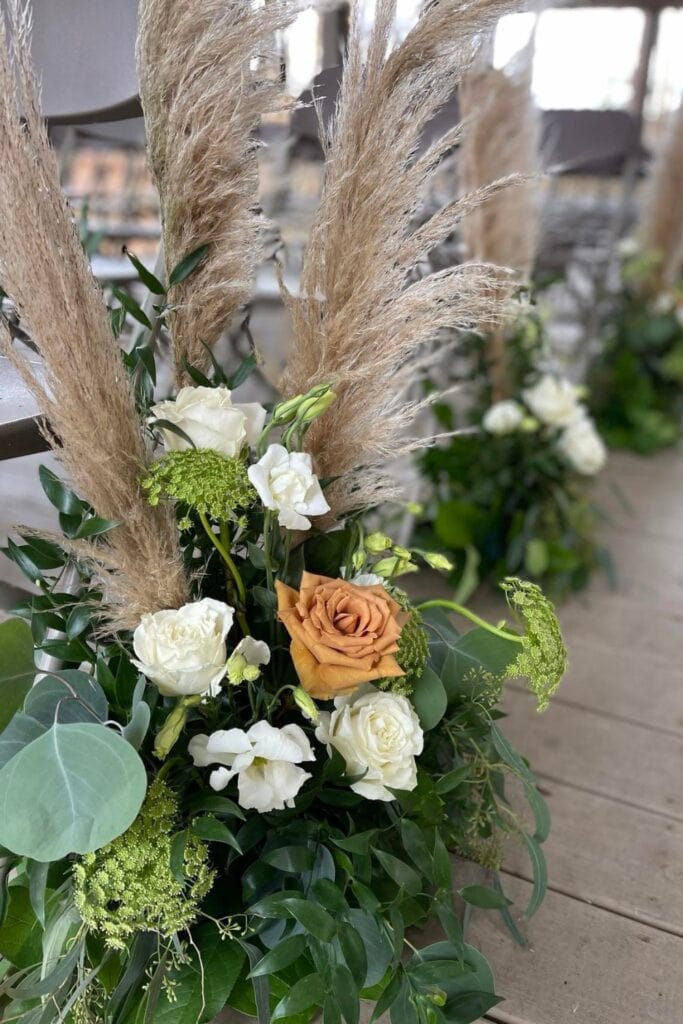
[631,8,660,137]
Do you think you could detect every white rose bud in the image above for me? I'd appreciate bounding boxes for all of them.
[150,385,266,458]
[188,721,315,812]
[482,400,524,435]
[316,687,424,802]
[132,598,234,697]
[522,375,580,428]
[247,444,330,530]
[558,415,607,475]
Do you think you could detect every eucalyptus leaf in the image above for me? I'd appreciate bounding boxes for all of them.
[23,671,107,727]
[0,618,35,731]
[410,665,448,730]
[0,722,147,860]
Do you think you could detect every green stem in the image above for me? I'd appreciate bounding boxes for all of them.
[415,599,523,644]
[198,510,249,633]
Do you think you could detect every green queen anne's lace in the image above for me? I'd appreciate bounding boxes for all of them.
[501,577,567,711]
[379,591,429,696]
[141,448,256,522]
[73,779,215,949]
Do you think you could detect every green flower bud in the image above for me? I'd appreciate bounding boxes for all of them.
[391,545,411,560]
[297,387,336,423]
[405,502,424,516]
[351,549,366,571]
[243,664,261,682]
[154,702,189,760]
[271,393,305,426]
[365,532,392,553]
[374,556,418,579]
[423,552,454,572]
[427,989,447,1007]
[520,416,539,433]
[293,686,319,723]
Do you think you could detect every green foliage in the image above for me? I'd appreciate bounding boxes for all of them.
[142,448,256,521]
[0,722,147,860]
[380,605,429,696]
[588,273,683,453]
[74,780,215,950]
[0,618,35,730]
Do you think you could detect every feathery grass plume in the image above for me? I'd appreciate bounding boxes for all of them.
[459,38,539,398]
[137,0,295,384]
[280,0,519,522]
[0,2,188,631]
[639,101,683,293]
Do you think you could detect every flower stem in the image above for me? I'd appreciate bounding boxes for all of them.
[415,599,523,644]
[198,510,249,634]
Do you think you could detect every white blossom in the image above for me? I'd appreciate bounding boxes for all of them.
[189,722,314,812]
[132,598,233,697]
[482,400,525,435]
[522,375,581,428]
[247,444,330,530]
[316,686,423,802]
[558,414,607,475]
[150,385,266,458]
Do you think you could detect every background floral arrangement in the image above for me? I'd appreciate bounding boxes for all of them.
[588,245,683,454]
[420,312,609,598]
[0,2,567,1024]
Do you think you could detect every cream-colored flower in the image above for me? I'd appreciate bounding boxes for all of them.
[226,637,270,685]
[188,722,314,812]
[150,385,266,458]
[558,415,607,475]
[522,375,580,428]
[482,399,524,435]
[132,598,233,697]
[248,444,330,530]
[315,686,423,801]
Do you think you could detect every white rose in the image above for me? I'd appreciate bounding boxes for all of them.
[558,415,607,475]
[132,598,234,697]
[188,721,315,812]
[315,687,424,802]
[150,385,266,458]
[482,400,524,435]
[247,444,330,530]
[522,375,580,428]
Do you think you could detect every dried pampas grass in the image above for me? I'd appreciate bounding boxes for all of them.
[280,0,518,521]
[459,42,538,400]
[137,0,295,383]
[0,2,188,631]
[639,101,683,291]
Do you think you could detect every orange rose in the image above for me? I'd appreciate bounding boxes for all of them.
[275,572,408,699]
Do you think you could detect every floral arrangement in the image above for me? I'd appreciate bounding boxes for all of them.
[588,244,683,454]
[420,314,609,597]
[0,2,567,1023]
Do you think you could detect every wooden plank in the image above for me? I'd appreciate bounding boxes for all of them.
[502,778,683,935]
[458,875,683,1024]
[500,688,683,820]
[511,635,683,735]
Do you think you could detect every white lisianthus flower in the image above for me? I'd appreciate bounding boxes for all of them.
[188,721,315,812]
[315,686,424,802]
[617,236,639,259]
[522,375,581,428]
[132,598,233,697]
[558,415,607,475]
[227,636,271,685]
[247,444,330,530]
[149,385,266,458]
[351,572,385,587]
[482,400,525,435]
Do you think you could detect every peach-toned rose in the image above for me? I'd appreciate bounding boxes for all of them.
[276,573,408,699]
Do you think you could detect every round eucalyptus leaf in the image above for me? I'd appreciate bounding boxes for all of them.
[0,722,147,860]
[24,671,107,726]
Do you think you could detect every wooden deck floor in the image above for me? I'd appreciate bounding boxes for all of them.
[452,451,683,1024]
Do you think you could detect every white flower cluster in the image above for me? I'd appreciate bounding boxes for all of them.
[482,374,607,476]
[134,385,424,814]
[149,385,330,529]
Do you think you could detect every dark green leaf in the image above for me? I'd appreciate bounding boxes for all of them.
[373,850,422,896]
[523,782,551,843]
[284,898,336,942]
[271,972,325,1021]
[169,244,209,287]
[262,846,315,874]
[112,287,153,329]
[191,815,242,854]
[329,963,359,1024]
[411,666,448,731]
[38,465,85,516]
[153,922,246,1023]
[458,885,512,910]
[65,604,92,639]
[338,923,367,989]
[520,833,547,918]
[73,516,120,540]
[492,874,527,949]
[0,884,45,968]
[312,878,348,915]
[247,934,307,978]
[435,766,470,795]
[491,725,535,784]
[170,830,188,885]
[332,831,377,855]
[227,352,258,390]
[0,618,35,731]
[398,819,432,877]
[123,247,166,294]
